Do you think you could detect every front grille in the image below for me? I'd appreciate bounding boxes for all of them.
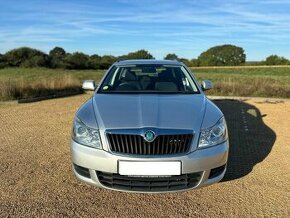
[107,133,193,155]
[97,171,202,192]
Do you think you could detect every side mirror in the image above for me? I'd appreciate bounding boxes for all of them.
[82,80,96,91]
[201,80,213,91]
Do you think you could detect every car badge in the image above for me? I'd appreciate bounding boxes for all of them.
[144,130,155,142]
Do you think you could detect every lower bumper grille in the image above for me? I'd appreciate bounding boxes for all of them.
[209,164,226,179]
[96,171,202,192]
[74,164,90,178]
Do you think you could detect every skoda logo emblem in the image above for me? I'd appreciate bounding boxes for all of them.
[144,130,155,142]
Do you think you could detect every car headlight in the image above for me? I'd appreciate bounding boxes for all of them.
[72,117,102,149]
[198,117,228,148]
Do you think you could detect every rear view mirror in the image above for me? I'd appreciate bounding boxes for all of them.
[201,80,213,91]
[82,80,96,91]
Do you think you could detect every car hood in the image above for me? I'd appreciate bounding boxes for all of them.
[92,94,207,131]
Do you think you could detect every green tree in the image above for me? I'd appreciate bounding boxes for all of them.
[164,53,179,60]
[187,58,200,67]
[163,54,190,65]
[49,47,66,68]
[179,58,190,65]
[49,47,66,57]
[0,53,7,68]
[264,55,289,65]
[123,49,154,60]
[4,47,48,67]
[88,54,101,69]
[64,52,89,69]
[21,55,48,68]
[99,55,117,69]
[198,44,246,66]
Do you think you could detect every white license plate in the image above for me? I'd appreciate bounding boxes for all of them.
[119,161,181,176]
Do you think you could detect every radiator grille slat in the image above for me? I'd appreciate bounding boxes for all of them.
[129,135,132,154]
[165,135,169,154]
[138,135,142,154]
[124,135,129,154]
[107,133,193,155]
[119,135,124,153]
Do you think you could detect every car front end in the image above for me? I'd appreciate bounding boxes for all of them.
[70,60,229,193]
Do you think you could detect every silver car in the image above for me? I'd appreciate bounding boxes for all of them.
[71,60,229,193]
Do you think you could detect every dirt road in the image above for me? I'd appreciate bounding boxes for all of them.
[0,94,289,217]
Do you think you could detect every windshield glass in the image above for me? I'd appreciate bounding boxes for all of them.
[98,64,199,94]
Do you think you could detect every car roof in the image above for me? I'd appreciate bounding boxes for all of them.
[114,59,183,66]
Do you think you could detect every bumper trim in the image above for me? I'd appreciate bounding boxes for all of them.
[71,139,229,192]
[96,171,203,192]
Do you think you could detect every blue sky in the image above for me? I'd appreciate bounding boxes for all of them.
[0,0,290,60]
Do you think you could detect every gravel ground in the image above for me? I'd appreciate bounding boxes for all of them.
[0,94,289,217]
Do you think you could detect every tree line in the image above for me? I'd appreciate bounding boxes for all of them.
[0,44,289,69]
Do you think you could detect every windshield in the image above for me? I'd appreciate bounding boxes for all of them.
[98,64,199,94]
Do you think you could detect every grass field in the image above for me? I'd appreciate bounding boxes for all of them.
[191,67,290,98]
[0,66,290,100]
[0,68,105,101]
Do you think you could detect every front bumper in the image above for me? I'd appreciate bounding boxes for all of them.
[70,140,229,193]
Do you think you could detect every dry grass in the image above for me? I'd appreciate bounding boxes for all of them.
[0,74,81,100]
[193,66,290,98]
[0,66,290,100]
[205,77,290,98]
[0,68,104,101]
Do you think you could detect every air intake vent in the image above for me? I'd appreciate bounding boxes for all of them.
[97,171,202,192]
